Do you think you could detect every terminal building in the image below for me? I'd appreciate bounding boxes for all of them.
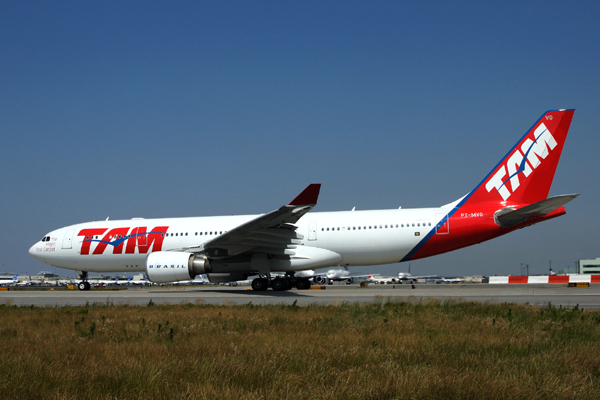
[579,258,600,275]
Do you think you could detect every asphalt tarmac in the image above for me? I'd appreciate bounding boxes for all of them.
[2,283,600,309]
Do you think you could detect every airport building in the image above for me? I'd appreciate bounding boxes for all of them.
[579,258,600,275]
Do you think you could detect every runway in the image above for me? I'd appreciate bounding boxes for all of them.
[3,284,600,309]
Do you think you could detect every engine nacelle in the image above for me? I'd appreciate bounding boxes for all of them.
[313,275,327,284]
[207,273,248,284]
[146,251,211,283]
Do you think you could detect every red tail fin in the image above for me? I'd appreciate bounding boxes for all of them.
[466,109,574,206]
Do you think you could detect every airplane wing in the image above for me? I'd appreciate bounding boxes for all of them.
[178,183,321,259]
[494,194,579,228]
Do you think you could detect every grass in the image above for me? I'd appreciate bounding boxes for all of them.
[1,298,599,399]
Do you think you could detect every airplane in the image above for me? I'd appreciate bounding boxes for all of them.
[367,272,438,284]
[29,110,578,292]
[115,276,133,285]
[439,277,463,284]
[366,273,398,284]
[396,272,440,282]
[15,276,44,286]
[312,267,371,284]
[0,274,19,286]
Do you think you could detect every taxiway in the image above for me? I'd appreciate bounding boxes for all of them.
[2,284,600,309]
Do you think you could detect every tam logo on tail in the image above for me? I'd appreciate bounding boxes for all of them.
[485,122,557,201]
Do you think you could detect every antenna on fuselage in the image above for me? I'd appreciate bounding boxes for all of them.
[106,217,109,221]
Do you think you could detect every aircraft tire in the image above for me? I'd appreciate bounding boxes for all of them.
[296,278,311,290]
[251,278,268,291]
[272,277,287,291]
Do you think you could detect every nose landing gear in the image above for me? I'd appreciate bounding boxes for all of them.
[77,271,90,291]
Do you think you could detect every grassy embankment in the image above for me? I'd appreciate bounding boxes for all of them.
[1,298,599,399]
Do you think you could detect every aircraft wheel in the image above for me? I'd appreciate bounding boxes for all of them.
[84,281,91,290]
[251,278,268,291]
[296,278,311,290]
[78,282,87,291]
[272,277,287,291]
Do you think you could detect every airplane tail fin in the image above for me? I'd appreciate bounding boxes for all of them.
[465,109,574,206]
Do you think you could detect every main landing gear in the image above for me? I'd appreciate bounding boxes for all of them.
[251,273,311,291]
[77,271,91,291]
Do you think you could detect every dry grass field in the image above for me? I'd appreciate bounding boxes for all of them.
[1,297,599,399]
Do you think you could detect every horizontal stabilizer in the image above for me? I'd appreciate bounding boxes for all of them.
[494,194,579,228]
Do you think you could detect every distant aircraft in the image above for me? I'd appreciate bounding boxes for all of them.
[115,276,133,285]
[29,110,578,291]
[15,276,43,286]
[366,273,398,284]
[311,267,370,284]
[396,272,439,282]
[0,274,19,286]
[439,277,463,284]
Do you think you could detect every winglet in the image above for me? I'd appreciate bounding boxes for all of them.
[288,183,321,206]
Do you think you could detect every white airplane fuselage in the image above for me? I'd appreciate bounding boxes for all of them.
[29,207,442,273]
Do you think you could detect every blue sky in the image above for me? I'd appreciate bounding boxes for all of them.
[2,1,599,277]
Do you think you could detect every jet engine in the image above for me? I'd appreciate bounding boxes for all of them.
[146,251,211,283]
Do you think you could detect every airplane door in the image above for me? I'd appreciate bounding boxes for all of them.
[134,227,148,246]
[308,222,317,241]
[435,214,449,235]
[62,229,75,249]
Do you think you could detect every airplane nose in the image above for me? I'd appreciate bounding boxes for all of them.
[29,243,41,260]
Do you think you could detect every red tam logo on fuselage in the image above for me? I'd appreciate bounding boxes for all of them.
[485,123,557,201]
[77,226,169,255]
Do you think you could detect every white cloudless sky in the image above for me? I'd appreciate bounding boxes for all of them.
[2,1,599,277]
